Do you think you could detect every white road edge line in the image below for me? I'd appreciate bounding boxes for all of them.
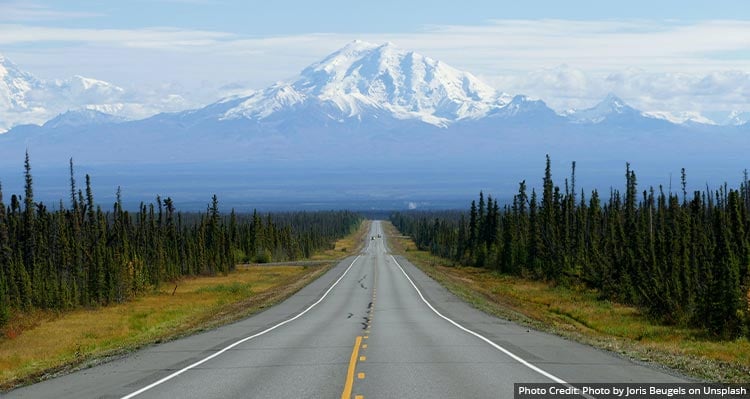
[390,254,568,385]
[121,254,362,399]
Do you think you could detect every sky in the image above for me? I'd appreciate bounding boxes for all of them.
[2,0,750,117]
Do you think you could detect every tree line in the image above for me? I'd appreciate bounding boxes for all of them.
[0,154,362,325]
[391,156,750,339]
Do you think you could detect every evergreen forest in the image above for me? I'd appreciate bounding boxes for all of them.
[391,156,750,339]
[0,154,362,325]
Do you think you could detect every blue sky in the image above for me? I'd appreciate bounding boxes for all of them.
[2,0,750,117]
[9,1,750,32]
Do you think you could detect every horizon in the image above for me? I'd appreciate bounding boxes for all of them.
[0,1,749,212]
[1,155,748,213]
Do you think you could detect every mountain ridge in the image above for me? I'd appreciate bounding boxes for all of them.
[0,52,190,132]
[205,40,512,128]
[0,41,748,172]
[0,43,748,213]
[2,42,749,132]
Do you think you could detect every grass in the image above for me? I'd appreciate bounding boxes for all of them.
[0,266,322,390]
[309,220,369,260]
[0,221,370,391]
[383,221,750,383]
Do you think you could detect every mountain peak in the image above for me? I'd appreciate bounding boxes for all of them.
[231,41,510,126]
[486,94,560,120]
[42,108,124,129]
[600,93,627,111]
[509,94,534,103]
[0,54,45,132]
[0,53,17,70]
[66,75,125,94]
[568,93,638,124]
[0,54,168,133]
[0,54,33,79]
[338,40,379,53]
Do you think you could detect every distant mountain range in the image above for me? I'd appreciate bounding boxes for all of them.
[2,41,749,136]
[0,41,747,207]
[0,53,190,133]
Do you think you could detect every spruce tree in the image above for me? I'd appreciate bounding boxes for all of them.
[22,151,36,286]
[0,182,10,324]
[468,200,477,260]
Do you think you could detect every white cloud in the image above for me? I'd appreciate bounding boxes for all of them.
[490,66,750,116]
[5,19,750,70]
[0,2,101,22]
[0,24,233,48]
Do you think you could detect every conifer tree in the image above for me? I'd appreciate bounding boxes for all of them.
[22,151,36,283]
[388,156,750,338]
[0,182,12,316]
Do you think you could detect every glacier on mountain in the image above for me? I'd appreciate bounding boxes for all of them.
[217,41,512,127]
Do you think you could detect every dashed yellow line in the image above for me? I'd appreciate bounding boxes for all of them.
[345,239,381,399]
[340,336,363,399]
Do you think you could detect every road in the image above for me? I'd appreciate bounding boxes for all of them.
[6,221,687,399]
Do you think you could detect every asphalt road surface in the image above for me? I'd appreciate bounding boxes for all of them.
[6,221,687,399]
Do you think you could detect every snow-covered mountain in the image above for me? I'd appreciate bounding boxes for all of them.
[566,93,644,124]
[0,54,47,132]
[42,109,126,129]
[564,94,746,127]
[642,111,716,125]
[4,42,750,134]
[724,111,750,126]
[0,53,191,133]
[485,95,561,121]
[698,110,750,126]
[2,41,750,170]
[2,41,749,211]
[162,61,738,133]
[211,41,512,127]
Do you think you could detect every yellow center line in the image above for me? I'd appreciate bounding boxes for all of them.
[341,335,363,399]
[343,237,379,399]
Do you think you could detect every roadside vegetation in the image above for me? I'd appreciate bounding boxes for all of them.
[387,156,750,382]
[0,153,368,390]
[385,222,750,382]
[0,220,368,390]
[0,153,362,326]
[0,265,313,389]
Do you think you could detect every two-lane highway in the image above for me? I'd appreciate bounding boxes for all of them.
[6,221,687,399]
